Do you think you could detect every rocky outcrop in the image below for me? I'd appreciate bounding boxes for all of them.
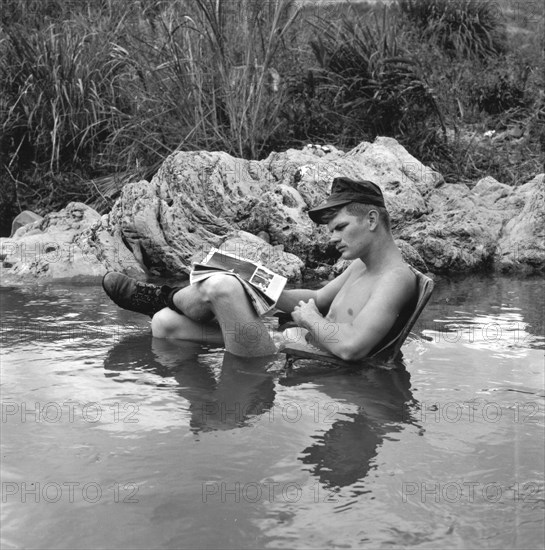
[10,210,43,237]
[494,175,545,272]
[191,231,305,281]
[0,202,144,283]
[1,138,543,285]
[396,174,544,273]
[104,138,445,277]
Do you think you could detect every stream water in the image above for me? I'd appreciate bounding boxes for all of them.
[1,274,544,549]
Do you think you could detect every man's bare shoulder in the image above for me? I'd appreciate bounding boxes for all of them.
[372,263,417,305]
[348,261,414,287]
[382,263,415,283]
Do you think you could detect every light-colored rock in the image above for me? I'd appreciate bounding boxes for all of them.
[395,240,429,273]
[397,174,545,273]
[0,202,143,284]
[400,183,508,272]
[495,175,545,271]
[10,210,43,237]
[2,138,543,285]
[101,136,444,280]
[256,230,271,243]
[473,176,512,203]
[190,230,305,281]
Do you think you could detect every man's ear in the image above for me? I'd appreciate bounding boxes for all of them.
[368,209,379,231]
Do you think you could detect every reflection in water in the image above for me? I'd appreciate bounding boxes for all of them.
[104,336,276,433]
[282,366,415,490]
[104,334,417,491]
[1,276,544,550]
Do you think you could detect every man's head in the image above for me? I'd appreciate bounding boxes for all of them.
[317,202,391,232]
[308,177,390,231]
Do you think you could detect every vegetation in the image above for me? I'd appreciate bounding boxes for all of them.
[1,0,543,235]
[398,0,507,58]
[287,8,445,148]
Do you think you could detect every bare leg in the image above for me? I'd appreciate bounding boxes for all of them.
[151,274,277,357]
[152,308,225,345]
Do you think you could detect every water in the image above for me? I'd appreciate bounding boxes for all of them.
[1,275,543,549]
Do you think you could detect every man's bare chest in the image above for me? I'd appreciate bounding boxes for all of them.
[327,272,377,323]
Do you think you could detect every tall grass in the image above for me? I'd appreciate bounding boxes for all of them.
[395,0,544,183]
[2,21,131,173]
[397,0,507,58]
[159,0,299,158]
[0,0,300,214]
[0,0,543,229]
[297,7,444,149]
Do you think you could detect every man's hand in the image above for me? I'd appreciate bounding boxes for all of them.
[292,298,322,328]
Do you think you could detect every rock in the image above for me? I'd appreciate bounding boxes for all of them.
[256,231,270,243]
[314,242,428,280]
[3,138,543,285]
[397,174,545,274]
[395,240,429,273]
[495,174,545,271]
[303,143,341,157]
[190,230,305,281]
[314,259,352,281]
[492,125,525,142]
[107,152,274,276]
[10,210,43,237]
[399,183,506,272]
[473,176,513,203]
[103,137,444,279]
[0,202,143,284]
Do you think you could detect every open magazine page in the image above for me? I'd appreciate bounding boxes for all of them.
[237,277,272,314]
[190,248,287,315]
[196,250,258,281]
[248,265,286,302]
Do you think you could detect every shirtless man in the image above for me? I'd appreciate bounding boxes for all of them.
[102,177,417,359]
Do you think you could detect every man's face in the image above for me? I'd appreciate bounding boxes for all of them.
[326,207,370,260]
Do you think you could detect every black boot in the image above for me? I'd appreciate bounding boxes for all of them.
[102,272,175,317]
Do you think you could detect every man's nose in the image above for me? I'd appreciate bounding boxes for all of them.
[329,233,340,244]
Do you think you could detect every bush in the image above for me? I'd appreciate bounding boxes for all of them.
[0,0,301,215]
[295,8,444,147]
[397,0,506,58]
[0,21,133,173]
[470,61,530,114]
[0,0,542,227]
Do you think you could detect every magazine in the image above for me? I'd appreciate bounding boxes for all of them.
[190,248,287,315]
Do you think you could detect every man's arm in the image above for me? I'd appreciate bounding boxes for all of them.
[275,260,362,315]
[292,268,415,361]
[276,288,318,314]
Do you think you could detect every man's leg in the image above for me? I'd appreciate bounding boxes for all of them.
[152,274,277,357]
[152,308,225,345]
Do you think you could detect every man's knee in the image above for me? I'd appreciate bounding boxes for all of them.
[199,274,244,302]
[151,308,181,338]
